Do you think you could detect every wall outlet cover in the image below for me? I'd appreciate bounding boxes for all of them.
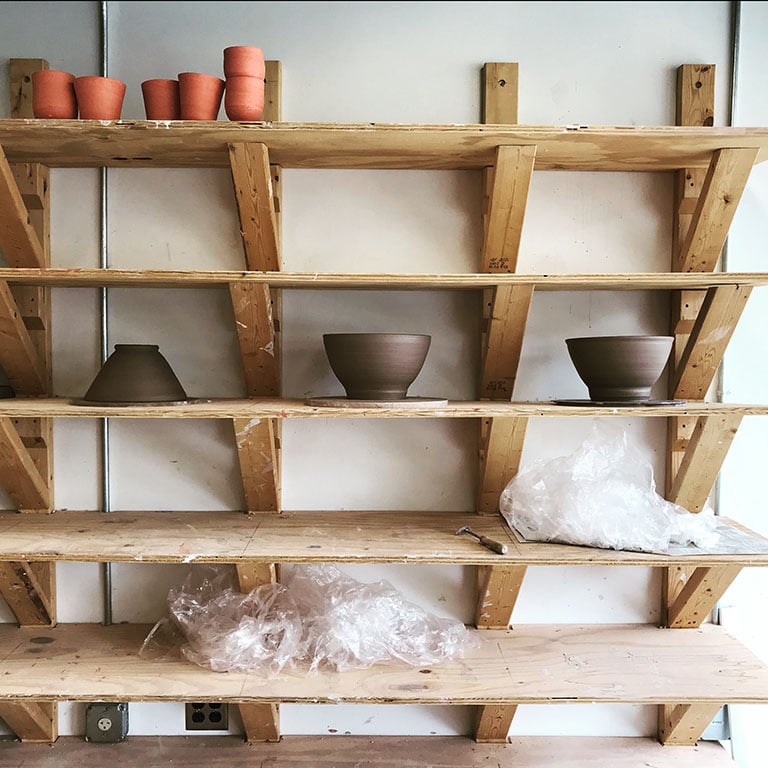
[85,702,129,743]
[185,702,229,731]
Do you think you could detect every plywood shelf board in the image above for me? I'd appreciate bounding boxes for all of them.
[0,398,767,418]
[0,623,766,704]
[0,735,740,767]
[2,120,768,170]
[0,510,765,566]
[1,268,768,289]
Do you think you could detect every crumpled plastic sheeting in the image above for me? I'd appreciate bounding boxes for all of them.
[282,563,477,672]
[500,423,719,554]
[141,563,477,675]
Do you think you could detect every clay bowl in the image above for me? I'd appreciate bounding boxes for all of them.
[81,344,188,405]
[323,333,431,401]
[565,335,674,402]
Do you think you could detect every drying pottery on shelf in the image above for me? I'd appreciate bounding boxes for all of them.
[141,78,181,120]
[224,75,265,121]
[31,69,77,118]
[223,46,266,79]
[73,76,126,120]
[78,344,188,406]
[563,335,674,404]
[178,72,225,120]
[321,333,433,401]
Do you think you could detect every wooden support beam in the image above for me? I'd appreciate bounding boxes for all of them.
[0,280,46,395]
[676,147,757,273]
[233,417,280,513]
[475,704,517,743]
[481,146,536,273]
[659,702,722,745]
[228,142,280,272]
[475,564,526,629]
[0,560,55,626]
[665,565,742,629]
[0,701,56,743]
[672,285,751,399]
[0,145,45,269]
[0,416,50,511]
[235,562,280,743]
[667,413,742,513]
[480,284,534,399]
[477,417,527,514]
[481,63,518,124]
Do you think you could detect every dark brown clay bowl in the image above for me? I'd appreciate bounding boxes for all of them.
[323,333,431,401]
[82,344,188,404]
[565,335,674,402]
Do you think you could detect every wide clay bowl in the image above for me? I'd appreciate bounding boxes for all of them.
[565,335,674,402]
[323,333,431,401]
[82,344,188,404]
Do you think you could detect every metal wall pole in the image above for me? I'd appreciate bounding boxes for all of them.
[99,0,113,627]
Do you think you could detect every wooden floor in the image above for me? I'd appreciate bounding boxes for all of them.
[0,735,737,767]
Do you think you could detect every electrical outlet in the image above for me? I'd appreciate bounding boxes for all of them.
[85,702,129,743]
[185,702,229,731]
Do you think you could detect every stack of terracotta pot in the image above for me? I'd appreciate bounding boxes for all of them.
[32,70,126,120]
[223,46,265,121]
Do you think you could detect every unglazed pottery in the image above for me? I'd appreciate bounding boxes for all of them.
[565,335,674,402]
[178,72,225,120]
[141,78,180,120]
[82,344,188,404]
[223,46,266,79]
[323,333,432,400]
[74,76,126,120]
[224,75,265,121]
[32,70,77,118]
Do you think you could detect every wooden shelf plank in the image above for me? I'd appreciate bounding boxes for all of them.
[0,735,740,767]
[1,268,768,290]
[0,623,766,704]
[0,510,765,566]
[2,120,768,170]
[0,397,766,419]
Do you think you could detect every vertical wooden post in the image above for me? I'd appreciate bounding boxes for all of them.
[0,57,57,744]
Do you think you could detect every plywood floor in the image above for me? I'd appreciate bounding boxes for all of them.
[0,735,736,767]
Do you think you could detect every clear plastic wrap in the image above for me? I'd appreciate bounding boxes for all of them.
[141,563,477,674]
[499,423,719,554]
[283,564,478,672]
[141,565,304,674]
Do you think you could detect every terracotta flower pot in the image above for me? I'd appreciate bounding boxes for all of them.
[141,78,180,120]
[178,72,225,120]
[74,76,126,120]
[223,46,265,79]
[224,76,265,121]
[31,70,77,118]
[323,333,432,400]
[565,335,674,402]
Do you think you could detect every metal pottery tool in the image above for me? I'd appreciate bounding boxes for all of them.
[455,525,508,555]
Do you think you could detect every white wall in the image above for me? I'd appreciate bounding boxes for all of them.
[2,0,764,744]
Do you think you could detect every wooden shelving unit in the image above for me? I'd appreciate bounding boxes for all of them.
[0,58,767,757]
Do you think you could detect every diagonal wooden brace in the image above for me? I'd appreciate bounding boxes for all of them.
[0,701,57,743]
[228,142,281,272]
[676,147,757,273]
[0,560,55,626]
[233,417,280,513]
[477,417,527,514]
[664,565,742,628]
[0,279,47,395]
[672,285,751,400]
[236,563,281,742]
[667,412,742,514]
[480,284,534,400]
[658,702,723,745]
[475,564,526,629]
[481,145,536,273]
[475,704,517,743]
[0,416,50,511]
[0,144,45,269]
